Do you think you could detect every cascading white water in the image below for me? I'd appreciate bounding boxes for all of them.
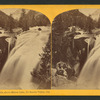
[0,26,50,89]
[77,35,100,89]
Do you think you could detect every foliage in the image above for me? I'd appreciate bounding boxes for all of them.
[52,9,96,68]
[31,35,51,88]
[19,9,29,31]
[0,9,50,33]
[52,9,95,35]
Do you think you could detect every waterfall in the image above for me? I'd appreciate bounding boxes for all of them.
[0,26,50,89]
[77,35,100,89]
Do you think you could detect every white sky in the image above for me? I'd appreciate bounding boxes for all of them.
[79,8,97,16]
[0,8,19,15]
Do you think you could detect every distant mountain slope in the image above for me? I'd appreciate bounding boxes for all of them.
[25,10,50,26]
[0,10,16,29]
[11,9,50,27]
[0,8,50,33]
[91,9,100,21]
[11,9,29,21]
[53,9,93,34]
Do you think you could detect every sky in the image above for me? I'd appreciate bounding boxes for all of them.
[79,8,97,16]
[0,8,19,15]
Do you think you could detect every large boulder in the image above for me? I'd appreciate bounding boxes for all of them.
[52,75,70,87]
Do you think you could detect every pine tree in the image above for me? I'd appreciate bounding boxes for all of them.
[39,35,51,80]
[31,35,51,88]
[87,15,94,34]
[9,14,15,33]
[19,9,29,31]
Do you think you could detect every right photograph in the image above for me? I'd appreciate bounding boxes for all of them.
[52,8,100,89]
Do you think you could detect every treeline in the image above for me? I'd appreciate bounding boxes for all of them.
[0,9,50,32]
[19,9,50,31]
[52,9,99,67]
[52,9,96,34]
[0,11,17,32]
[31,35,51,89]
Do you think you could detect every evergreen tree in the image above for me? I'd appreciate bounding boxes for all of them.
[19,9,29,31]
[39,35,51,81]
[31,35,51,88]
[87,15,94,34]
[9,14,15,33]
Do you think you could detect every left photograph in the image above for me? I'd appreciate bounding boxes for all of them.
[0,8,51,89]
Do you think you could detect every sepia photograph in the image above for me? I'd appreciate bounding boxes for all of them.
[0,8,51,89]
[52,8,100,89]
